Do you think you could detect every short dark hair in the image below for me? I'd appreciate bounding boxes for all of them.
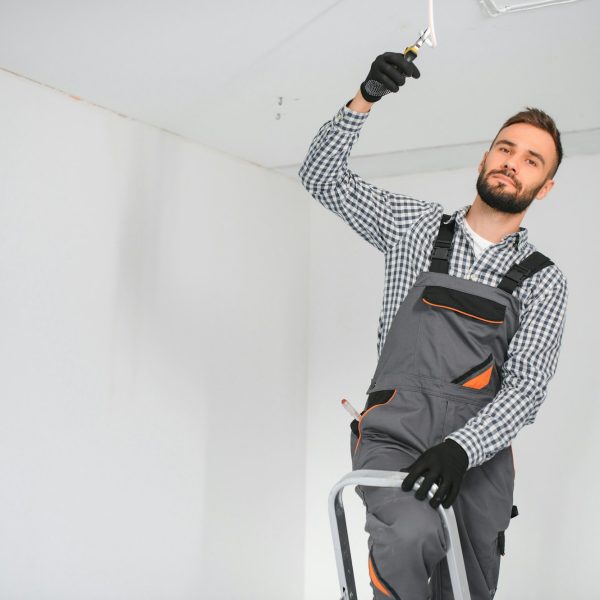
[492,107,563,178]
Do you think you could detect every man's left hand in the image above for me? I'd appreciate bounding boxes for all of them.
[401,439,469,509]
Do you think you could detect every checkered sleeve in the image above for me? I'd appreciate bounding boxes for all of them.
[298,102,431,253]
[446,267,569,469]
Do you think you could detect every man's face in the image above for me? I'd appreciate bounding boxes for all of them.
[476,123,556,214]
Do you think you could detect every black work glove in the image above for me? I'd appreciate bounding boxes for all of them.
[360,52,421,103]
[401,439,468,509]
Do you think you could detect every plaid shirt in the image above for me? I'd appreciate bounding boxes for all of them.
[298,102,569,469]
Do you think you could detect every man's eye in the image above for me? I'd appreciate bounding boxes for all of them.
[499,147,509,153]
[526,159,537,166]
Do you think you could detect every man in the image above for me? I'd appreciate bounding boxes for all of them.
[298,52,568,600]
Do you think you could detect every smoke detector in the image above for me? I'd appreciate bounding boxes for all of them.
[480,0,581,16]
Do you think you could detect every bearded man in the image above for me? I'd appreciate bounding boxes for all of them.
[298,51,568,600]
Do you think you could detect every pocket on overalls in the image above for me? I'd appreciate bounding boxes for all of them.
[451,353,496,389]
[417,285,506,386]
[350,389,396,435]
[352,389,397,456]
[480,532,504,598]
[422,286,506,325]
[486,506,519,594]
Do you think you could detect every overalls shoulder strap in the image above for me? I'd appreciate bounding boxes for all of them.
[497,251,554,293]
[428,213,555,292]
[429,213,455,274]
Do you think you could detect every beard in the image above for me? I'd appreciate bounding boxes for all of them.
[476,168,545,215]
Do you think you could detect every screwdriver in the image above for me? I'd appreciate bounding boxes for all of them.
[403,27,433,63]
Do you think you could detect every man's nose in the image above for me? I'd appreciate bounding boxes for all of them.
[502,160,517,173]
[502,157,516,171]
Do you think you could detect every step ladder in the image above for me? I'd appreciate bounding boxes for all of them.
[328,469,471,600]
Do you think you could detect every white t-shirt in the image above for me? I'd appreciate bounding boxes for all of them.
[463,218,494,259]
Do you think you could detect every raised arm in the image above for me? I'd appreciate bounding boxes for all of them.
[298,92,429,254]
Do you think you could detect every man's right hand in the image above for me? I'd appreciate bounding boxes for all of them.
[360,52,421,103]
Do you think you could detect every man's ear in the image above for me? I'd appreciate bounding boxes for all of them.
[536,178,555,200]
[478,152,488,174]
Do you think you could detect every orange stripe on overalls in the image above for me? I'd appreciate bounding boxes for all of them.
[368,556,392,597]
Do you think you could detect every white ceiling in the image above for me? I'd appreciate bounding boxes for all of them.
[1,0,598,178]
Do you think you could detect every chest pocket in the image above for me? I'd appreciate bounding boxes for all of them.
[422,286,506,324]
[452,353,496,390]
[414,285,508,388]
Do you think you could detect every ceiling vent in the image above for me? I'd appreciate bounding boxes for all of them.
[480,0,581,16]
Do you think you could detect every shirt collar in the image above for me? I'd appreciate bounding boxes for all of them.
[444,205,528,252]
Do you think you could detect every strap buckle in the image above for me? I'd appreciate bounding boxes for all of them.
[503,263,531,286]
[431,239,451,260]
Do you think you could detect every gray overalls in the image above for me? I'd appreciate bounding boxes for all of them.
[350,213,553,600]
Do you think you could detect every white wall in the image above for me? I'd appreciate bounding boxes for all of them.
[304,152,600,599]
[0,70,309,600]
[3,65,597,600]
